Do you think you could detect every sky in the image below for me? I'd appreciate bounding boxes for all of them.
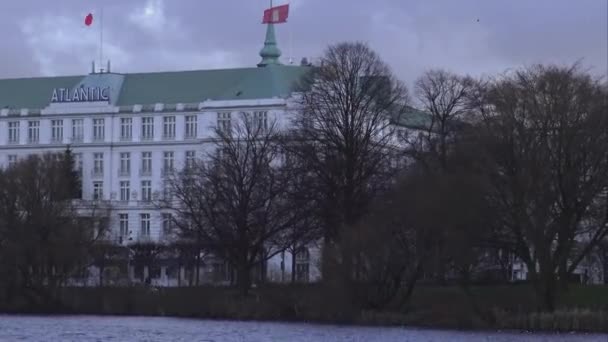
[1,0,606,87]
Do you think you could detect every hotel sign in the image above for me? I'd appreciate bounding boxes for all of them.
[51,87,110,103]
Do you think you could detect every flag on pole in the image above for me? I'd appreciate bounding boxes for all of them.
[85,13,94,26]
[262,4,289,24]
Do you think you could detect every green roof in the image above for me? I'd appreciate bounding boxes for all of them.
[391,106,433,129]
[0,75,83,110]
[0,65,312,110]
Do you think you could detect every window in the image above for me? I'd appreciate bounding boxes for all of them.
[163,151,174,176]
[163,181,173,201]
[93,118,105,141]
[185,151,196,169]
[141,180,152,202]
[27,121,39,144]
[163,116,175,140]
[141,152,152,176]
[93,181,104,200]
[120,118,132,141]
[296,263,310,282]
[140,214,151,237]
[8,121,19,144]
[120,181,130,201]
[73,153,83,174]
[93,153,104,176]
[51,120,63,143]
[72,119,84,142]
[295,247,310,262]
[185,115,197,139]
[119,214,129,239]
[7,155,17,167]
[295,247,310,283]
[141,117,154,141]
[162,213,173,235]
[253,111,268,133]
[217,112,231,133]
[119,152,130,176]
[216,147,230,160]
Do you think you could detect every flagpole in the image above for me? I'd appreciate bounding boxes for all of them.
[100,6,104,72]
[289,0,293,64]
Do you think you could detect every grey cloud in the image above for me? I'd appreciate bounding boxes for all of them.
[0,0,604,88]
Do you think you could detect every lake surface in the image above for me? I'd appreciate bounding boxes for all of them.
[0,315,605,341]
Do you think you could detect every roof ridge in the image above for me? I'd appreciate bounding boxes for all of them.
[0,64,310,81]
[0,75,84,81]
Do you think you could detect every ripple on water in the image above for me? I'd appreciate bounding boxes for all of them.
[0,315,605,342]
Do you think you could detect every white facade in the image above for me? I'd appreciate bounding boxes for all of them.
[0,98,295,245]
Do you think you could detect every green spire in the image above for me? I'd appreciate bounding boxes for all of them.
[258,23,282,67]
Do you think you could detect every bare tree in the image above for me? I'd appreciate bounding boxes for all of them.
[472,64,608,311]
[287,42,409,280]
[129,242,165,284]
[167,113,302,295]
[0,152,110,306]
[398,70,477,284]
[406,69,475,173]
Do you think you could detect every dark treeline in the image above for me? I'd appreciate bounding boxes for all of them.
[0,42,606,324]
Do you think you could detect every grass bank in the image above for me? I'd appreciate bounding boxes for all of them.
[3,284,608,332]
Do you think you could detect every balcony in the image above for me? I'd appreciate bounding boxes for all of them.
[162,134,175,141]
[118,168,131,177]
[71,136,84,143]
[7,139,19,145]
[119,135,133,142]
[91,169,104,178]
[140,135,154,142]
[161,168,174,177]
[137,234,154,244]
[138,196,153,206]
[92,136,105,143]
[27,137,39,144]
[50,137,63,144]
[184,134,197,140]
[139,168,152,177]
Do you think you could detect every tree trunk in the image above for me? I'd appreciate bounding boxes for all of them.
[177,264,181,287]
[99,262,104,287]
[542,275,557,312]
[236,264,251,297]
[259,259,267,285]
[291,249,297,283]
[195,252,201,286]
[398,261,423,308]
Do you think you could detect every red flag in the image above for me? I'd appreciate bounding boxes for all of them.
[85,13,93,26]
[262,4,289,24]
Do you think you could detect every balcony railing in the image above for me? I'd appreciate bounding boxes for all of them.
[139,168,152,177]
[7,139,19,145]
[71,136,84,143]
[138,197,153,205]
[91,169,104,177]
[119,135,132,142]
[161,168,174,177]
[118,168,131,177]
[137,234,154,244]
[50,137,63,144]
[27,137,39,144]
[184,134,197,140]
[92,136,105,142]
[162,134,175,141]
[140,135,154,142]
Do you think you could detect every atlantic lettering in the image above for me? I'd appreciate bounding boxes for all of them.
[50,87,111,103]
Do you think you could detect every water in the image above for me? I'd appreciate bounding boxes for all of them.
[0,315,604,341]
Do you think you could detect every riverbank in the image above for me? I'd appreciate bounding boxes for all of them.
[2,284,608,333]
